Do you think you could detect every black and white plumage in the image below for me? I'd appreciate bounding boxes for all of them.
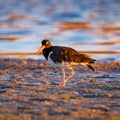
[36,39,96,87]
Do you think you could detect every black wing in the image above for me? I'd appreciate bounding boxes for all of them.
[50,46,95,63]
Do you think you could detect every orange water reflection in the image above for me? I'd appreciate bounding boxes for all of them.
[59,21,120,32]
[59,22,91,30]
[0,0,120,60]
[0,37,21,41]
[0,50,120,59]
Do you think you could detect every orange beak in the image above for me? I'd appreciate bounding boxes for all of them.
[36,45,45,55]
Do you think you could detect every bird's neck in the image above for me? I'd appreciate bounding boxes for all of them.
[43,47,52,60]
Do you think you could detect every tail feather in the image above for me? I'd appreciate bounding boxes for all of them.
[87,64,95,71]
[89,59,96,63]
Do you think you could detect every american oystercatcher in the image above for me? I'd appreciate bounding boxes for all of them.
[36,39,96,87]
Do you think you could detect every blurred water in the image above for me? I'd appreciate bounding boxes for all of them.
[0,0,120,60]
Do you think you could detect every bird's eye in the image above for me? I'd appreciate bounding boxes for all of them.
[46,41,49,44]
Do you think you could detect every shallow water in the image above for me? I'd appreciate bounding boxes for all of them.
[0,0,120,60]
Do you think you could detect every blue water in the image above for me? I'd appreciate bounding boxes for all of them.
[0,0,120,60]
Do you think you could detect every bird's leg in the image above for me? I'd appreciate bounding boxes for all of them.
[64,67,75,84]
[61,67,75,87]
[61,68,66,87]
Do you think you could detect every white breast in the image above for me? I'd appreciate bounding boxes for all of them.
[48,51,59,66]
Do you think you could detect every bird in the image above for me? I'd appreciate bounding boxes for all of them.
[36,39,96,87]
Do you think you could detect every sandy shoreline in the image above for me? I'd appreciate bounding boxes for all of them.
[0,58,120,120]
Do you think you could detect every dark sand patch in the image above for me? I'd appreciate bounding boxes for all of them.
[0,59,120,120]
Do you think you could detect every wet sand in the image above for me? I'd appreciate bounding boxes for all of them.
[0,58,120,120]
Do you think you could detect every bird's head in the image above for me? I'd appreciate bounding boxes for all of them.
[36,39,51,55]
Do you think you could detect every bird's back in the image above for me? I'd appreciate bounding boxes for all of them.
[50,46,95,64]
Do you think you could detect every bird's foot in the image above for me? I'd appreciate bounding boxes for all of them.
[61,79,68,87]
[60,82,66,87]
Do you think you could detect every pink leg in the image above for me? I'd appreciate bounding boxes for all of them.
[61,67,75,87]
[61,68,65,87]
